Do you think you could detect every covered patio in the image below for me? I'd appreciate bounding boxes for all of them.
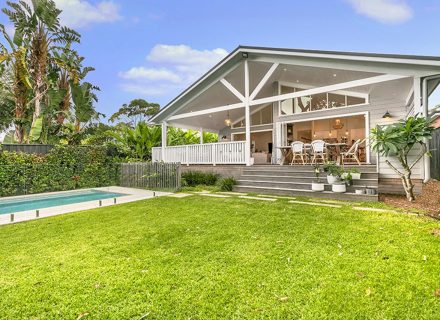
[150,47,430,167]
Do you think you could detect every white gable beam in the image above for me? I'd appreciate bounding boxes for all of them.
[220,79,245,102]
[249,63,279,100]
[251,56,440,77]
[250,74,408,106]
[168,102,245,121]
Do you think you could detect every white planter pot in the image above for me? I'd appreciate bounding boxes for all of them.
[311,182,325,192]
[332,184,346,193]
[327,175,339,184]
[351,173,361,180]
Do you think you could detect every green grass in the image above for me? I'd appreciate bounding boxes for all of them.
[0,196,439,319]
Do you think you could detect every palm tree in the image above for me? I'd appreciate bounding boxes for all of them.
[2,0,80,141]
[0,23,32,142]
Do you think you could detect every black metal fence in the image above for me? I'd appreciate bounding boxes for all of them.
[430,128,440,180]
[0,144,54,154]
[120,162,181,191]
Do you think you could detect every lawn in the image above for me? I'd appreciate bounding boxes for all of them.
[0,195,439,319]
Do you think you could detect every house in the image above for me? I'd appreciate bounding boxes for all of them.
[150,46,440,198]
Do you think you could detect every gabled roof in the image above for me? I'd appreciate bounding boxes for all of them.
[150,45,440,124]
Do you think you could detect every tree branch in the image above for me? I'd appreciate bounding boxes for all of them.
[409,144,427,171]
[385,159,404,178]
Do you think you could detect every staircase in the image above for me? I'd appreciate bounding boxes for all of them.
[233,165,379,201]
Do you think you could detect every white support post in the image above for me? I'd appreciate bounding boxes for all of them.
[422,77,430,182]
[161,122,167,162]
[244,59,251,166]
[365,112,371,164]
[413,77,422,115]
[200,128,203,144]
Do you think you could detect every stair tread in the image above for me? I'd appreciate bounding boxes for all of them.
[235,185,377,197]
[237,180,377,186]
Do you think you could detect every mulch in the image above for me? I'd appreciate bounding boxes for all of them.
[379,180,440,220]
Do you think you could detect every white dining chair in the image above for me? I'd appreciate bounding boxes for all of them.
[310,140,327,164]
[341,139,362,165]
[290,141,307,165]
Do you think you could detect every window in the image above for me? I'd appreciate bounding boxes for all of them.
[232,105,273,128]
[279,85,367,116]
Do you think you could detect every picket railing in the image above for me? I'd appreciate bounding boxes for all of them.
[152,141,246,165]
[120,162,181,190]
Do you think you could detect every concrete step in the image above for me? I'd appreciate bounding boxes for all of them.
[233,185,378,202]
[239,175,378,185]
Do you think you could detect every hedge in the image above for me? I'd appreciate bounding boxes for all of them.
[0,146,119,197]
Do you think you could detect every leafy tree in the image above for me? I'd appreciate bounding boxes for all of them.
[370,116,434,201]
[109,122,161,160]
[1,0,85,143]
[109,99,160,126]
[0,24,32,142]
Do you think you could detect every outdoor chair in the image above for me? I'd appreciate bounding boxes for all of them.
[290,141,308,165]
[341,139,362,165]
[310,140,327,164]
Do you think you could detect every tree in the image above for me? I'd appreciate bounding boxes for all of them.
[110,122,161,160]
[0,24,32,142]
[109,99,160,126]
[1,0,80,143]
[370,116,434,201]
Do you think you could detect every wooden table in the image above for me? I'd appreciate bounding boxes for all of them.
[325,143,347,164]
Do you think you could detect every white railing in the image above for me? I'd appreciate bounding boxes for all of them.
[152,141,246,165]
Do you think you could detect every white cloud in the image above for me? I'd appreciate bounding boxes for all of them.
[346,0,413,24]
[119,44,228,97]
[119,67,181,83]
[53,0,122,28]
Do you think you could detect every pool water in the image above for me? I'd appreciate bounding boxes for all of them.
[0,189,126,215]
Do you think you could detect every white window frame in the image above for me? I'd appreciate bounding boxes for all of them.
[277,81,370,117]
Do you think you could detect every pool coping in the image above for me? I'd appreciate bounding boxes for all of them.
[0,187,172,226]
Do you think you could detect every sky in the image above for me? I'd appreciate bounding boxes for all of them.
[0,0,439,119]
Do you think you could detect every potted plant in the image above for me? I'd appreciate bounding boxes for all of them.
[323,161,341,184]
[332,180,347,193]
[311,164,325,191]
[344,172,353,186]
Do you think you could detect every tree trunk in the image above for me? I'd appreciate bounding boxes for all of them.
[401,171,415,202]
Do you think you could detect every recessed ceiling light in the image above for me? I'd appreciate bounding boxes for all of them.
[209,114,212,118]
[333,73,337,77]
[296,80,299,83]
[283,68,287,71]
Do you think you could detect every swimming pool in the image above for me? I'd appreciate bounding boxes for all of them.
[0,189,126,215]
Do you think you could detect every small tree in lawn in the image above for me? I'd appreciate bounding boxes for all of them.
[370,116,434,202]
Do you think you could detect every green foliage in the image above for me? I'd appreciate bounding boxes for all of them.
[0,145,118,196]
[371,116,434,157]
[370,116,434,201]
[217,177,236,191]
[323,161,342,177]
[109,122,161,161]
[109,99,160,126]
[181,171,219,187]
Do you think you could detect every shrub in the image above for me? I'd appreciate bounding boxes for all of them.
[218,177,236,191]
[181,171,219,187]
[0,146,119,196]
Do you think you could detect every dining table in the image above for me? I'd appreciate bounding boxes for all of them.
[277,142,348,165]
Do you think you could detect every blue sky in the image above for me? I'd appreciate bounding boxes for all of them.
[1,0,439,117]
